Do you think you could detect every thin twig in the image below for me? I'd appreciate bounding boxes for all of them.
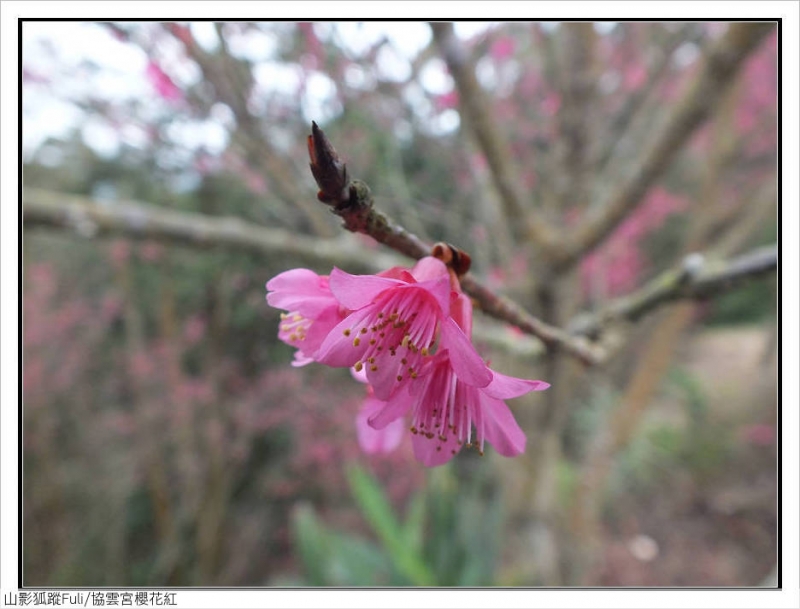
[568,245,777,336]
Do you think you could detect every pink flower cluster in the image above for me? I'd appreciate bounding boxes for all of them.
[266,256,549,467]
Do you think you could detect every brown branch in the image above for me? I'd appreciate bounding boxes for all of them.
[429,22,559,253]
[568,244,777,336]
[308,122,606,366]
[22,188,402,273]
[557,22,775,269]
[553,22,597,208]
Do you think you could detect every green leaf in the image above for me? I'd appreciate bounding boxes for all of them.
[291,503,330,586]
[346,465,434,586]
[292,502,394,586]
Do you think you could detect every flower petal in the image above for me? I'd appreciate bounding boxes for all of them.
[479,395,527,457]
[329,267,404,310]
[410,256,448,282]
[266,269,335,317]
[357,396,404,454]
[368,385,414,430]
[366,354,406,401]
[439,319,492,388]
[411,431,462,467]
[411,273,452,316]
[316,307,373,367]
[483,371,550,399]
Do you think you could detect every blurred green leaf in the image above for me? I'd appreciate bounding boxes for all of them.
[292,503,329,586]
[292,502,392,586]
[346,466,434,586]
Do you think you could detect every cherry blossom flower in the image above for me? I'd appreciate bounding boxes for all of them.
[366,288,549,466]
[266,269,345,366]
[367,350,548,466]
[316,257,490,399]
[266,255,550,466]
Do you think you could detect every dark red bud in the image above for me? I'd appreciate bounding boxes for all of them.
[308,121,349,204]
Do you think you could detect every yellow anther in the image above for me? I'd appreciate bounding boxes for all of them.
[421,347,429,356]
[396,375,403,382]
[370,365,378,372]
[354,361,363,372]
[360,327,368,334]
[343,329,351,337]
[353,337,361,347]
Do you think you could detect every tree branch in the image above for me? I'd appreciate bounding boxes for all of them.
[22,188,402,273]
[568,244,777,336]
[430,22,559,254]
[557,22,774,269]
[307,122,606,365]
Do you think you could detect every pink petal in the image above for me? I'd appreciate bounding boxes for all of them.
[378,266,416,282]
[316,308,373,367]
[357,396,405,454]
[411,273,452,316]
[366,354,406,401]
[450,291,474,336]
[290,352,314,367]
[368,385,415,430]
[266,269,335,317]
[484,371,550,399]
[411,431,462,467]
[297,306,344,356]
[329,268,404,310]
[410,256,448,282]
[479,395,526,457]
[439,319,492,388]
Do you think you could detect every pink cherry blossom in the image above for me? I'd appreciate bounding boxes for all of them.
[266,255,550,466]
[316,257,490,399]
[370,351,548,466]
[266,268,345,366]
[366,288,549,466]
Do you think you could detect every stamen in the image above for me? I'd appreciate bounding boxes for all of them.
[354,361,363,372]
[353,337,361,347]
[343,329,351,337]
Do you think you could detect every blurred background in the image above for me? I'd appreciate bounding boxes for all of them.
[22,21,777,587]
